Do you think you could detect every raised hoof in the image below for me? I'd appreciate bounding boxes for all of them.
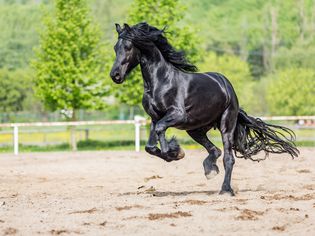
[219,189,235,196]
[165,148,185,162]
[203,158,219,180]
[176,148,185,160]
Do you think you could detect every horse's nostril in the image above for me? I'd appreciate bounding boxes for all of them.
[110,70,119,79]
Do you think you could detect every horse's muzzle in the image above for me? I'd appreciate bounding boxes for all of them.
[110,71,124,84]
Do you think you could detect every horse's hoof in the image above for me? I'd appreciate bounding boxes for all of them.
[176,148,185,160]
[205,170,218,180]
[219,189,235,196]
[166,148,185,161]
[203,158,219,179]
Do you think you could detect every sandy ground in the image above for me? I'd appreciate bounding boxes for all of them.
[0,148,314,236]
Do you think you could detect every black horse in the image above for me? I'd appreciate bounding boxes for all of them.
[110,22,299,196]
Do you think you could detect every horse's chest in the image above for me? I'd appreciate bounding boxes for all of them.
[142,93,166,121]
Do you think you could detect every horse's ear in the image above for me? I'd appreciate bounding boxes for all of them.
[123,23,131,31]
[115,23,122,34]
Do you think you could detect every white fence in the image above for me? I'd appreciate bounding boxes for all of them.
[0,116,147,155]
[0,115,314,155]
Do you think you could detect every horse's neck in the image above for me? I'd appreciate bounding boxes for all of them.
[139,47,171,92]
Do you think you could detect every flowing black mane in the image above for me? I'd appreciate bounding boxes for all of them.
[118,22,197,72]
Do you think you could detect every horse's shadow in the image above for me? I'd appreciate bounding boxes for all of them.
[119,188,266,197]
[120,190,218,197]
[150,190,218,197]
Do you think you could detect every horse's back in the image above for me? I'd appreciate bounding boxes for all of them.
[185,71,238,108]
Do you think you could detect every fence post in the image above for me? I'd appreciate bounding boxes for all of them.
[13,125,19,155]
[134,116,145,152]
[85,128,89,140]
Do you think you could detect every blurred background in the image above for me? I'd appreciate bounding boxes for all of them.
[0,0,314,152]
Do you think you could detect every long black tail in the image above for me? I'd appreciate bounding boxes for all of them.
[233,109,299,162]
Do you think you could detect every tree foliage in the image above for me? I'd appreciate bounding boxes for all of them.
[266,68,315,116]
[112,0,203,106]
[0,68,33,112]
[33,0,108,118]
[187,0,315,77]
[0,4,41,69]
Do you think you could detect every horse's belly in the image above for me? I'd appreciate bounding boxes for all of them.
[180,97,226,130]
[181,76,228,128]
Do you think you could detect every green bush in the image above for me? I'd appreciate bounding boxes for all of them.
[266,68,315,115]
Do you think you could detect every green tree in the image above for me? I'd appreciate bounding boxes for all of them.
[0,68,30,112]
[266,68,315,115]
[274,42,315,69]
[0,68,43,121]
[33,0,108,150]
[112,0,203,106]
[0,3,42,69]
[185,0,315,77]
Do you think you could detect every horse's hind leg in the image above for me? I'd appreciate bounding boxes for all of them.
[219,106,238,196]
[187,128,221,179]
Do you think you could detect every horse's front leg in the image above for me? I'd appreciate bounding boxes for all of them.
[155,109,186,161]
[145,121,178,162]
[144,121,165,160]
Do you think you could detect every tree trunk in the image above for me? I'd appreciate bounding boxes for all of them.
[298,0,306,41]
[262,44,269,72]
[70,109,77,151]
[270,7,278,71]
[129,106,134,120]
[240,16,248,61]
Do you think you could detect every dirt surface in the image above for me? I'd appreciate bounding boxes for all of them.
[0,148,314,235]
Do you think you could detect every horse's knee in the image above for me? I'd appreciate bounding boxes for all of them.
[145,145,159,155]
[155,123,165,136]
[223,154,235,167]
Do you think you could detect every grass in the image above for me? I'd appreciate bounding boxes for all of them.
[0,123,313,153]
[0,140,206,153]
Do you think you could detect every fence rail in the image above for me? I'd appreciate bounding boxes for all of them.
[259,116,315,121]
[0,115,314,155]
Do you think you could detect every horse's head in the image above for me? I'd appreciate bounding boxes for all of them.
[110,23,140,84]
